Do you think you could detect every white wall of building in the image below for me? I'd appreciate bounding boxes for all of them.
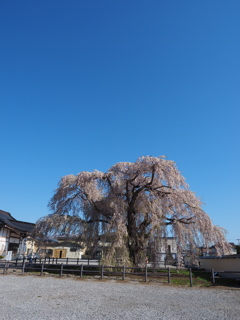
[0,227,28,257]
[198,257,240,272]
[0,228,10,255]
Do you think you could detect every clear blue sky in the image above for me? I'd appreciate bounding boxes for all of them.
[1,1,239,243]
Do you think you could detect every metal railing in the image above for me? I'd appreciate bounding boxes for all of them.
[13,257,100,265]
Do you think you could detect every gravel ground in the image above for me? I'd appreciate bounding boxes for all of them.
[0,275,240,320]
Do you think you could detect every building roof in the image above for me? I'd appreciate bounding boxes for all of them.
[0,210,35,235]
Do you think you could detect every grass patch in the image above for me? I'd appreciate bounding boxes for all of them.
[169,270,240,287]
[171,269,212,286]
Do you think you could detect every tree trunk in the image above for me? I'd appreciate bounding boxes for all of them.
[127,216,146,266]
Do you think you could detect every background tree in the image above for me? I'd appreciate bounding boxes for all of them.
[34,156,231,266]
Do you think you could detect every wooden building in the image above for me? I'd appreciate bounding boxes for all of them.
[0,209,35,259]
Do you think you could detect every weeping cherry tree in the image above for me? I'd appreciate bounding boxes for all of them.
[33,156,230,266]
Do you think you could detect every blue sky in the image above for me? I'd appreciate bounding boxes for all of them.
[1,1,239,243]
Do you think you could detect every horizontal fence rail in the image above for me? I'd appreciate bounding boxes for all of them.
[13,257,101,266]
[211,269,240,284]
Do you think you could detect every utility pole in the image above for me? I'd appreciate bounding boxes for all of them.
[237,239,240,245]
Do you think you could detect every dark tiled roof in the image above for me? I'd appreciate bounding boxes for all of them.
[0,210,16,220]
[46,241,82,248]
[0,210,35,234]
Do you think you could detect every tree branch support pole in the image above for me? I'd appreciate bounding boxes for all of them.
[189,268,193,287]
[168,267,171,283]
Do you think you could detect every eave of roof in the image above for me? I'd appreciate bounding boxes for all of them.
[0,210,35,234]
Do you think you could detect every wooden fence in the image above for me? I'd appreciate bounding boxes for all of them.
[1,260,238,287]
[0,260,199,286]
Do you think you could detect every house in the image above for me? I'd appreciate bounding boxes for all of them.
[31,233,113,260]
[29,236,86,259]
[198,243,237,257]
[0,210,35,260]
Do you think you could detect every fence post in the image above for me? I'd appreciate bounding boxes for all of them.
[145,264,148,282]
[44,257,46,264]
[3,261,8,274]
[101,265,104,279]
[56,258,58,264]
[48,257,50,264]
[122,265,125,281]
[77,258,79,265]
[211,269,215,285]
[15,258,18,267]
[80,264,83,278]
[189,268,193,287]
[22,260,25,275]
[168,267,171,283]
[66,257,68,265]
[88,257,89,265]
[60,264,63,277]
[41,263,44,276]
